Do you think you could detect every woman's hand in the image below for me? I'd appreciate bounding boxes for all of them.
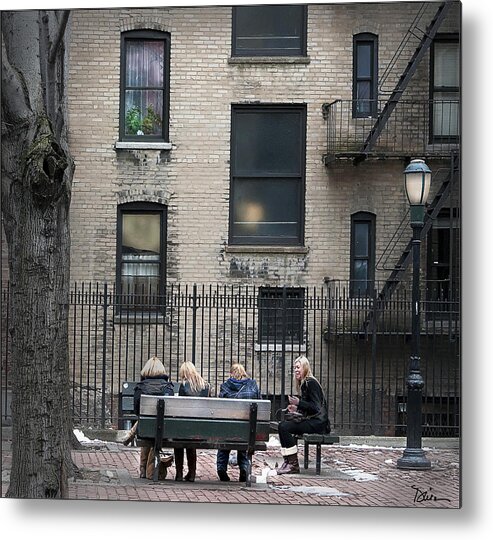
[288,395,300,406]
[287,404,298,413]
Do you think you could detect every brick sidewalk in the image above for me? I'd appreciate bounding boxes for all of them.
[2,438,460,507]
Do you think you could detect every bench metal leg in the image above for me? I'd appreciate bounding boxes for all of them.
[304,440,309,469]
[316,444,321,475]
[153,399,165,482]
[245,457,252,487]
[245,403,258,487]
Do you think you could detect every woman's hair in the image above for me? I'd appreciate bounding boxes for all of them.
[140,356,167,378]
[230,363,248,380]
[179,361,207,393]
[294,355,314,392]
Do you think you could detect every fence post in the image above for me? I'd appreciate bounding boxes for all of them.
[101,282,108,429]
[280,286,287,413]
[371,287,378,434]
[191,283,197,365]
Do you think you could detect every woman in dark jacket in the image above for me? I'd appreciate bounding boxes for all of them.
[276,356,331,475]
[174,361,210,482]
[216,363,260,482]
[122,356,174,479]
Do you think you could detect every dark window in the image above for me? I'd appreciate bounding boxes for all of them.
[229,104,306,245]
[120,30,170,142]
[232,5,307,57]
[116,202,167,310]
[258,287,305,343]
[353,33,378,118]
[350,212,375,296]
[430,35,459,141]
[426,208,460,319]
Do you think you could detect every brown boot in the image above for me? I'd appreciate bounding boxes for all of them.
[122,423,137,446]
[184,448,197,482]
[139,448,149,478]
[277,453,300,475]
[275,457,289,474]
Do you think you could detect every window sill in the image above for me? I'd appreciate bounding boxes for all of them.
[114,141,173,151]
[225,245,308,255]
[228,56,310,65]
[254,343,307,352]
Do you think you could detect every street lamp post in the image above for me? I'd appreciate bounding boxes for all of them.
[397,159,432,470]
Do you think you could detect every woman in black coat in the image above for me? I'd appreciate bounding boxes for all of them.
[174,361,210,482]
[276,356,331,475]
[122,356,174,479]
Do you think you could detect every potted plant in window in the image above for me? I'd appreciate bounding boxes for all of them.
[125,106,143,135]
[125,104,162,136]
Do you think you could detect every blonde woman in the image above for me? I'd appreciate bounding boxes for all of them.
[276,356,331,475]
[216,363,260,482]
[174,361,210,482]
[122,357,175,479]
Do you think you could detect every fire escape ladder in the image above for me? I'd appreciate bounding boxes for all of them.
[361,1,452,154]
[363,151,459,333]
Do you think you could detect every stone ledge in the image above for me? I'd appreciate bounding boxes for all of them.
[114,141,173,151]
[228,56,311,65]
[225,245,309,255]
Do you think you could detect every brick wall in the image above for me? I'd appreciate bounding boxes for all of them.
[66,2,461,288]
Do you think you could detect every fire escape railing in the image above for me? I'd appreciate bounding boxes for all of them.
[323,98,459,164]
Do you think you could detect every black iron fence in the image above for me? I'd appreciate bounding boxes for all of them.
[323,99,460,163]
[1,281,460,436]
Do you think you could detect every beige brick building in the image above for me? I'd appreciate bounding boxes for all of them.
[66,2,460,289]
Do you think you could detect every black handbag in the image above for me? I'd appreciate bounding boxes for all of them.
[284,411,305,423]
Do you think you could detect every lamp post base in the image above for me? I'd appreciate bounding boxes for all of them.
[397,448,432,470]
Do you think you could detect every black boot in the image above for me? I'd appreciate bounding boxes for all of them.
[184,448,197,482]
[174,449,184,482]
[218,469,230,481]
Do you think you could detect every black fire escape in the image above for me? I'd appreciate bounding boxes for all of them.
[322,1,460,321]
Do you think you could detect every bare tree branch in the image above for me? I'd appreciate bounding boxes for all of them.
[1,34,32,124]
[48,10,70,64]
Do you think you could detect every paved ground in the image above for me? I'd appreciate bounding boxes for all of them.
[2,434,460,508]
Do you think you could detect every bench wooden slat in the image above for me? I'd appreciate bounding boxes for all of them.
[138,416,270,442]
[139,395,271,421]
[303,434,340,444]
[137,440,268,452]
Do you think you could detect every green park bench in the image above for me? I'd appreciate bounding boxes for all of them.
[136,395,271,486]
[270,421,340,475]
[302,433,341,475]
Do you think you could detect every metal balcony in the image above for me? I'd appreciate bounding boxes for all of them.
[322,99,460,165]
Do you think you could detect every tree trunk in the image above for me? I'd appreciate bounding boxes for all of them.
[1,10,74,498]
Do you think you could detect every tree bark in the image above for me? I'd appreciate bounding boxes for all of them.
[1,10,74,498]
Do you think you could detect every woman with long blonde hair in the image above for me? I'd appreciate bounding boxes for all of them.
[179,360,209,396]
[174,361,210,482]
[276,356,330,475]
